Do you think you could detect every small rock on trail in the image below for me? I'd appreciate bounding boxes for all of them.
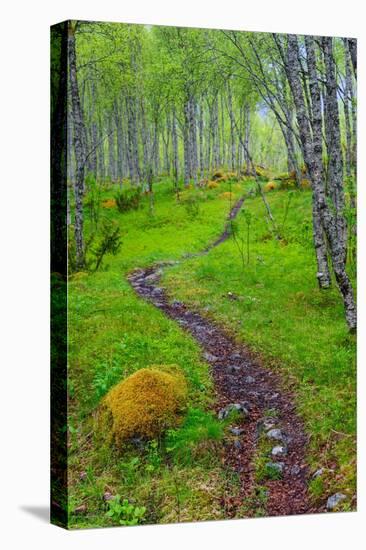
[218,403,249,420]
[326,493,347,511]
[271,445,287,457]
[266,428,287,443]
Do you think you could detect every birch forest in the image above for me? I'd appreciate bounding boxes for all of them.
[54,20,357,528]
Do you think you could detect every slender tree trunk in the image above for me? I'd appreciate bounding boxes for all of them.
[140,99,150,186]
[171,106,179,196]
[67,98,75,184]
[347,38,357,80]
[286,34,356,329]
[189,95,198,185]
[212,95,220,169]
[244,103,251,174]
[98,122,105,181]
[322,36,356,329]
[220,92,225,166]
[114,100,124,186]
[227,82,236,171]
[108,114,116,182]
[183,95,191,186]
[68,21,85,270]
[153,117,160,177]
[198,101,204,178]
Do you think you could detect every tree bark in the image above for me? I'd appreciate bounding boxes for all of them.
[68,21,85,270]
[108,114,116,182]
[227,81,236,171]
[347,38,357,79]
[171,105,179,195]
[285,35,356,329]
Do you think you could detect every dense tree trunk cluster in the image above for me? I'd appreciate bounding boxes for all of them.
[66,21,357,329]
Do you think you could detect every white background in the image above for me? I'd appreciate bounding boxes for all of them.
[0,0,364,548]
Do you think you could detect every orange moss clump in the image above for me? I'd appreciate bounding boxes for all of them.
[207,181,219,189]
[264,181,277,192]
[97,367,187,446]
[102,198,117,208]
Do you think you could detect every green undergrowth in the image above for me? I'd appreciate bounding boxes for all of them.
[67,177,356,527]
[162,187,356,509]
[67,176,250,528]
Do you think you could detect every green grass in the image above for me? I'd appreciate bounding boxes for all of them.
[67,177,356,527]
[161,187,356,505]
[67,177,245,528]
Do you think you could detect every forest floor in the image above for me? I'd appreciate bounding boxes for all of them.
[67,176,356,528]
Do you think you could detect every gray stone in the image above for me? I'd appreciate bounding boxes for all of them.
[312,468,324,479]
[131,437,145,450]
[267,392,279,400]
[218,403,249,420]
[244,375,255,383]
[203,352,218,363]
[266,428,286,442]
[262,418,277,430]
[234,440,242,450]
[144,271,162,283]
[290,465,301,476]
[227,365,241,374]
[271,445,287,457]
[229,427,245,436]
[151,287,163,295]
[326,493,347,511]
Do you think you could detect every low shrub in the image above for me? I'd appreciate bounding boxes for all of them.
[278,178,296,190]
[105,495,146,526]
[90,220,122,272]
[184,195,201,219]
[115,187,141,213]
[96,366,188,446]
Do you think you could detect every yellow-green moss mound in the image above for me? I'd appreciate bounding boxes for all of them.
[264,181,277,192]
[97,366,188,446]
[207,181,219,189]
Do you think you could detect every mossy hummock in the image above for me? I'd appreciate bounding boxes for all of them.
[97,366,188,446]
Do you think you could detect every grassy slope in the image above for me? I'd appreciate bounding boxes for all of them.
[67,178,356,527]
[162,187,356,506]
[67,181,242,527]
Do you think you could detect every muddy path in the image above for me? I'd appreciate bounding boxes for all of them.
[128,196,310,517]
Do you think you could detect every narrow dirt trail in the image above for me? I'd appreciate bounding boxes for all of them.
[128,196,310,517]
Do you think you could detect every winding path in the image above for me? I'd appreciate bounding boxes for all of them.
[128,196,310,517]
